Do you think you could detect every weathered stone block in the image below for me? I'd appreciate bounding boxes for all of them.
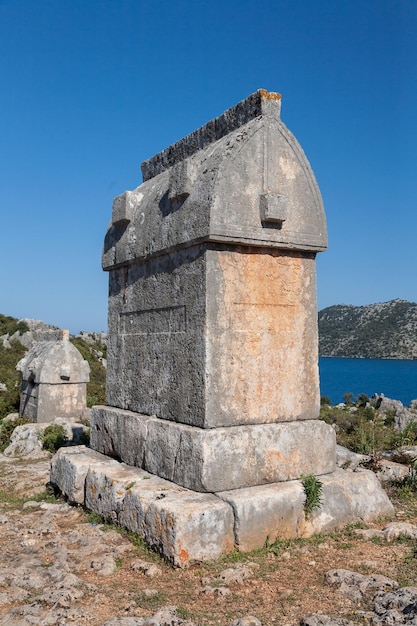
[52,447,234,566]
[84,461,151,519]
[91,406,336,492]
[205,249,320,426]
[105,247,207,426]
[142,491,235,567]
[90,405,150,467]
[105,248,319,428]
[51,448,394,564]
[50,446,115,504]
[108,89,326,262]
[111,190,140,227]
[118,473,187,536]
[218,481,306,551]
[305,468,395,534]
[217,469,395,552]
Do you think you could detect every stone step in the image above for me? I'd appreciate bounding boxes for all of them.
[50,446,394,567]
[90,406,336,492]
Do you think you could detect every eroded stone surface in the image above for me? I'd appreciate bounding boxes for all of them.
[52,447,235,566]
[304,469,395,535]
[92,407,336,492]
[218,469,394,551]
[325,568,398,600]
[205,249,320,427]
[51,448,393,563]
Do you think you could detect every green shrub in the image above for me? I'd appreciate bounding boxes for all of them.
[319,396,404,455]
[301,474,323,517]
[39,424,68,452]
[401,461,417,492]
[390,420,417,449]
[320,396,332,406]
[343,392,354,406]
[0,315,29,336]
[0,338,27,420]
[70,337,106,405]
[356,393,370,408]
[86,395,99,408]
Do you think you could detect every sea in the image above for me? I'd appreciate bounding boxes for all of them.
[319,357,417,407]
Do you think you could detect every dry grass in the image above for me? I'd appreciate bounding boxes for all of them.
[1,457,417,625]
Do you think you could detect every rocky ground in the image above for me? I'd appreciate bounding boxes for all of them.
[1,451,417,625]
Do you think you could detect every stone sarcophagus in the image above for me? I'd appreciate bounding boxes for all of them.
[51,90,394,565]
[93,89,334,491]
[17,330,90,423]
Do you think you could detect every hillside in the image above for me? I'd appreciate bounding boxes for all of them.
[319,299,417,359]
[0,314,107,419]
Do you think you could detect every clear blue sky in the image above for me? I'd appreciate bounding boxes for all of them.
[1,0,416,333]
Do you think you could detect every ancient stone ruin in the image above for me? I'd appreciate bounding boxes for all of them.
[51,90,393,566]
[17,330,90,422]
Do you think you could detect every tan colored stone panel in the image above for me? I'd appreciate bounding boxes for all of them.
[206,249,319,427]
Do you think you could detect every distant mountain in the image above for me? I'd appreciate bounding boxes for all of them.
[319,299,417,359]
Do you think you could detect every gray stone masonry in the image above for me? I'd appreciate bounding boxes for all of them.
[52,90,394,562]
[90,406,336,492]
[17,330,90,423]
[51,447,394,566]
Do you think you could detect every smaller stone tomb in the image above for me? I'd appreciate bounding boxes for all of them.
[17,330,90,423]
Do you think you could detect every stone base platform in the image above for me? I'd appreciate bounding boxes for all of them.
[50,446,394,567]
[90,406,336,492]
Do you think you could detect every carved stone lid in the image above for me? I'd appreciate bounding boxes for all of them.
[16,331,90,384]
[141,89,282,181]
[103,90,327,270]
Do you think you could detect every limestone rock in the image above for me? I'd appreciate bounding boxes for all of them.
[375,459,409,483]
[130,559,162,578]
[141,606,197,625]
[229,618,262,626]
[301,617,355,626]
[200,585,231,597]
[3,418,89,458]
[374,394,416,431]
[383,522,417,541]
[336,445,369,470]
[102,617,145,626]
[390,446,417,465]
[219,563,256,585]
[0,586,30,604]
[91,555,117,575]
[3,422,50,458]
[372,587,417,625]
[325,569,398,601]
[355,522,417,542]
